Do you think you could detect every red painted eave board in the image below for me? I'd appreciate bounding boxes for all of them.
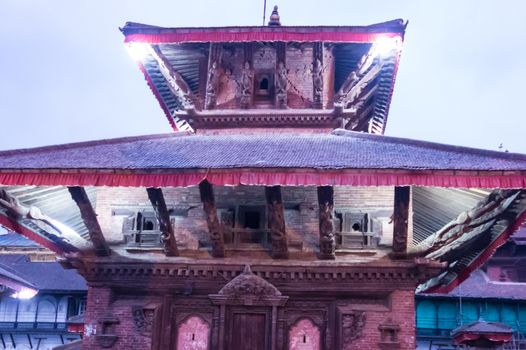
[0,170,525,188]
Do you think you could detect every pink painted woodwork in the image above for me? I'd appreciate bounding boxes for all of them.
[289,318,321,350]
[176,316,210,350]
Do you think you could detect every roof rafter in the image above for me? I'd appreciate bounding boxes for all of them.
[68,186,111,257]
[148,45,197,112]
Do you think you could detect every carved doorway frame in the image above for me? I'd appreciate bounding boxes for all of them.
[209,266,288,350]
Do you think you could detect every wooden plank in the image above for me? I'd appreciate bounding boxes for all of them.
[392,186,410,254]
[68,186,110,256]
[265,186,289,259]
[317,186,336,260]
[198,180,225,257]
[146,188,179,257]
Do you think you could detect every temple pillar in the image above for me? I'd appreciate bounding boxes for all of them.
[265,186,289,259]
[317,186,336,260]
[199,180,226,257]
[392,186,410,254]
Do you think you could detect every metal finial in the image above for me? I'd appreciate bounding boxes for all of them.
[268,5,281,26]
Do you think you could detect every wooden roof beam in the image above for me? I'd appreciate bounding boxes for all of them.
[146,187,179,257]
[148,45,196,112]
[198,180,225,258]
[68,186,111,257]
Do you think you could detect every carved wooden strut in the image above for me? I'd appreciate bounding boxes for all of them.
[312,42,324,108]
[265,186,289,259]
[392,186,410,254]
[317,186,336,259]
[68,186,111,256]
[146,188,179,257]
[199,180,226,258]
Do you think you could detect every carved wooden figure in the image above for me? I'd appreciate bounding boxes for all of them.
[146,187,179,256]
[317,186,336,259]
[392,186,410,254]
[265,186,289,259]
[199,180,226,257]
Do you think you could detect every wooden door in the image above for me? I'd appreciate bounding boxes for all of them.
[229,313,267,350]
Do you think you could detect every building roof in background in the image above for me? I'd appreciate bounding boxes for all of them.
[421,270,526,301]
[0,255,86,292]
[0,231,41,247]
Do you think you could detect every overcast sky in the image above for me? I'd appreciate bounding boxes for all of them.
[1,0,525,152]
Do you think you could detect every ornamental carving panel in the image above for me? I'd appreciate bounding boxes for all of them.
[132,305,155,336]
[342,311,366,349]
[289,318,320,350]
[218,265,281,298]
[176,316,210,350]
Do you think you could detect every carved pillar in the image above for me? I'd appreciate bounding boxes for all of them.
[317,186,336,260]
[146,188,179,256]
[218,304,226,350]
[199,180,226,257]
[312,42,324,108]
[275,42,287,108]
[271,305,278,350]
[160,295,175,349]
[205,43,221,109]
[68,186,110,256]
[392,186,410,254]
[240,43,254,108]
[265,186,289,259]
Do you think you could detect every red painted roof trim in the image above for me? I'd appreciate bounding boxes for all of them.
[125,31,402,44]
[0,171,525,188]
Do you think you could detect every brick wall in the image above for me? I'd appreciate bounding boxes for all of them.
[343,290,416,350]
[82,286,416,350]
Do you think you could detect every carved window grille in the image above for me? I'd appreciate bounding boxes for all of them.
[220,205,269,247]
[288,318,321,350]
[176,315,210,350]
[122,210,174,248]
[334,210,382,249]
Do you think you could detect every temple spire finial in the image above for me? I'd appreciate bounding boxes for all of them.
[268,5,281,26]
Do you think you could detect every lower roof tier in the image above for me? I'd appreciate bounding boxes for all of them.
[0,129,525,188]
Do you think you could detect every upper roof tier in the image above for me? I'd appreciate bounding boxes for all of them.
[121,17,406,134]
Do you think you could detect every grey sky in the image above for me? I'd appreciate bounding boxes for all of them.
[1,0,525,152]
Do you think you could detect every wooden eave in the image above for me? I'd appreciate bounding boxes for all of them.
[1,168,526,189]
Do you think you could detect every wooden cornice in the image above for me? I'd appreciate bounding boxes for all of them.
[68,186,111,256]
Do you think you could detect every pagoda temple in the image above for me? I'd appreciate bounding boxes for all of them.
[1,8,526,350]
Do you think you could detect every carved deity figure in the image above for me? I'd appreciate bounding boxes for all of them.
[319,200,336,259]
[267,198,288,257]
[205,61,220,109]
[239,61,254,108]
[275,61,288,108]
[312,58,323,106]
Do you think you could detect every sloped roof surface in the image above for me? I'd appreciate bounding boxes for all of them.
[0,130,525,171]
[0,255,86,291]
